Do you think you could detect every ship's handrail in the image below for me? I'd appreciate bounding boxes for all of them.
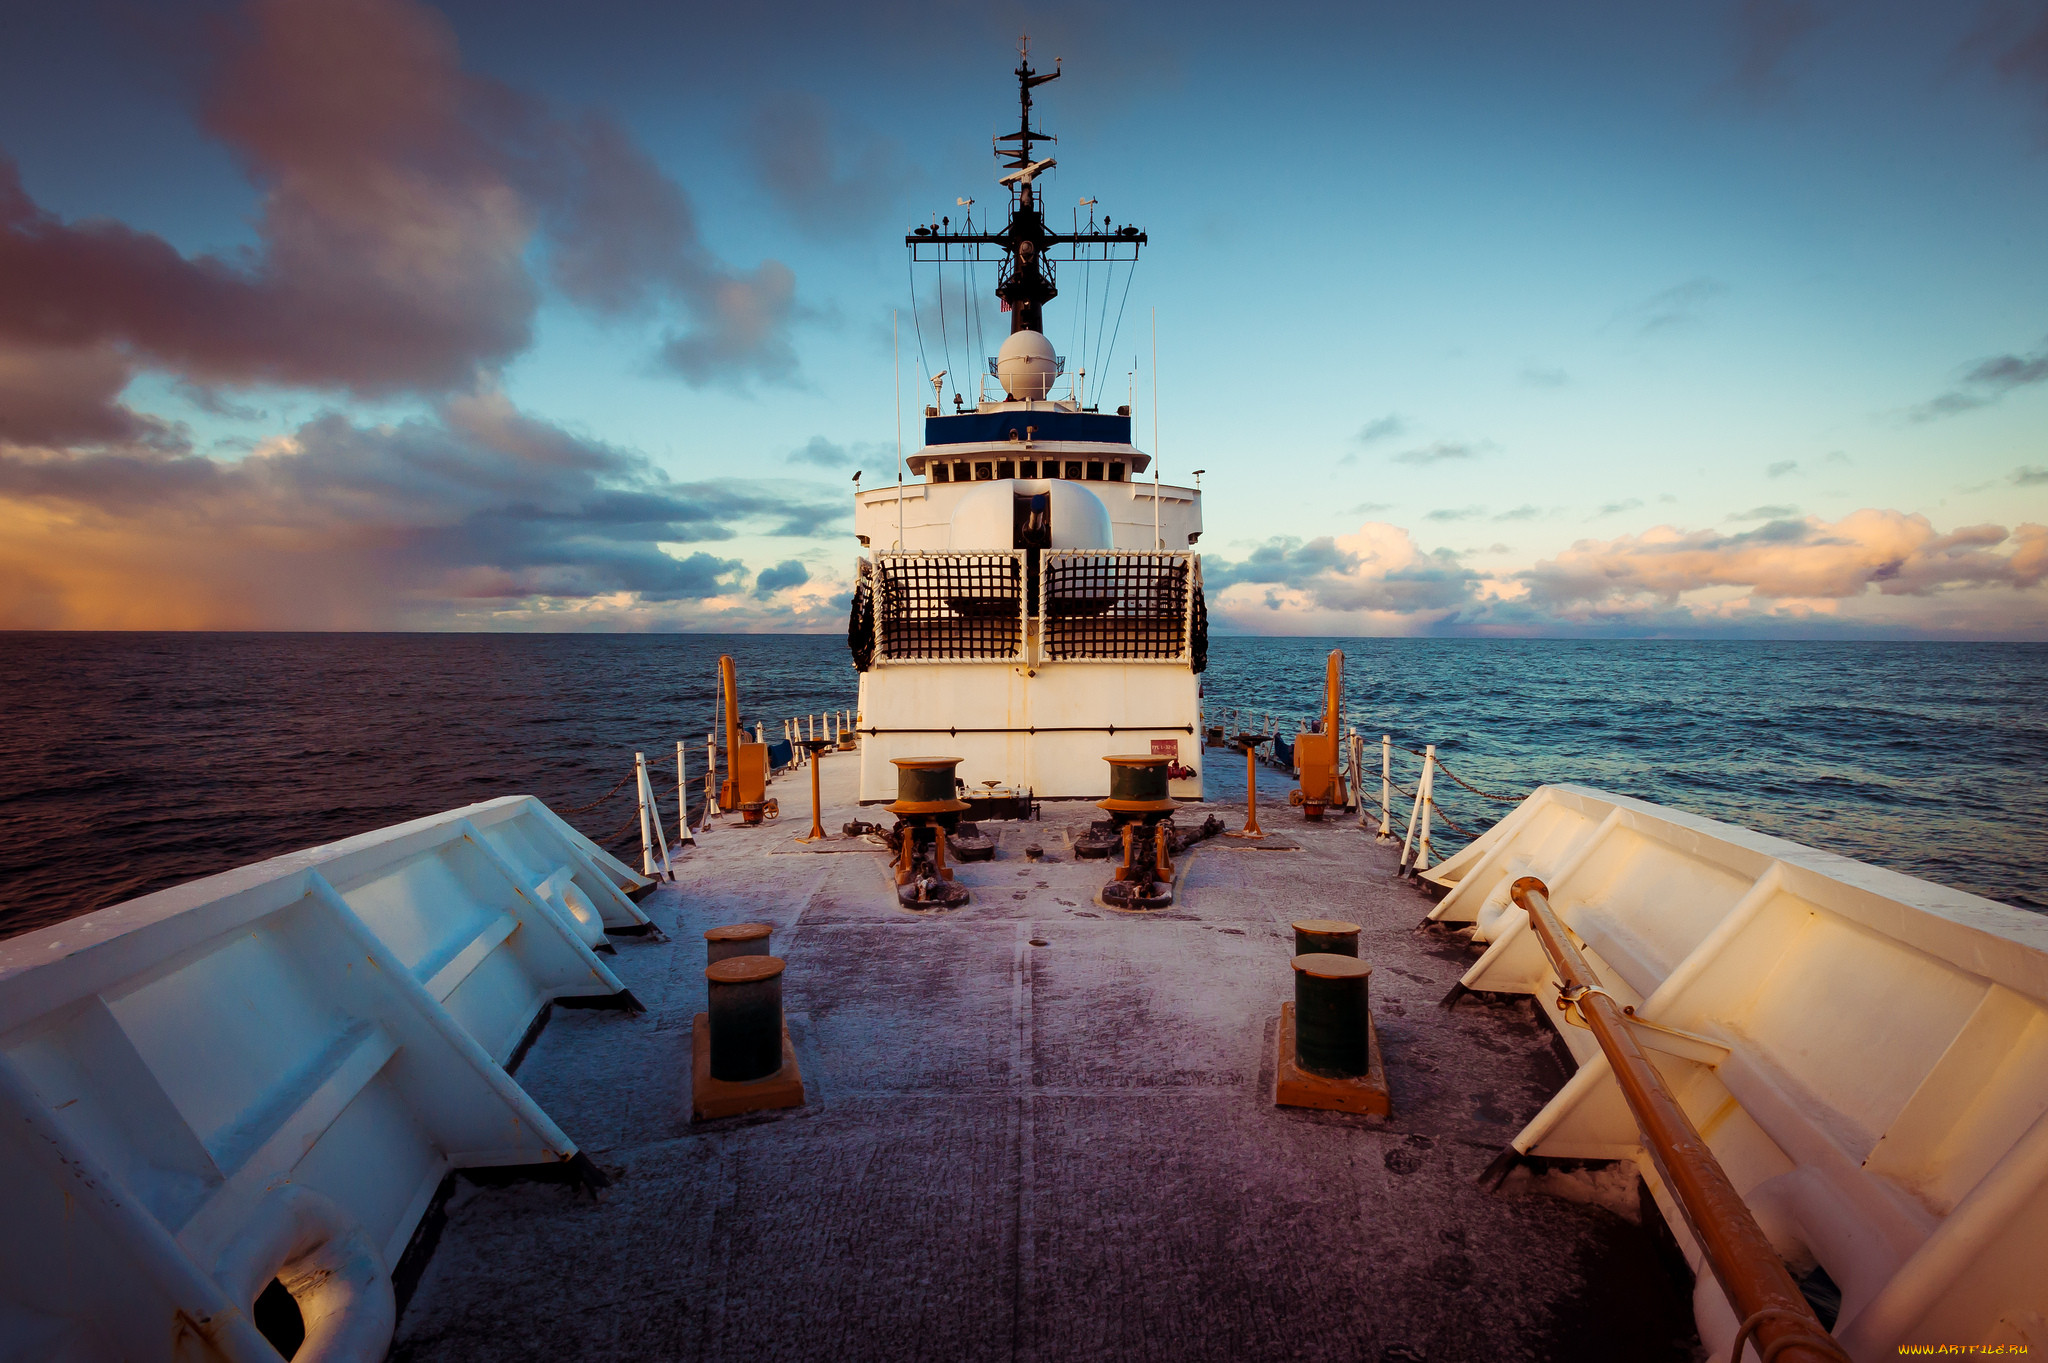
[1509,876,1850,1363]
[1430,783,2048,1360]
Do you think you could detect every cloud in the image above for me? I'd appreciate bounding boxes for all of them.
[754,559,810,597]
[1595,498,1645,517]
[1202,523,1481,633]
[743,94,913,237]
[0,387,846,627]
[1355,414,1407,444]
[1766,460,1798,478]
[1729,504,1799,521]
[1192,509,2048,639]
[0,341,179,447]
[2016,466,2048,486]
[1519,365,1569,388]
[1521,511,2046,610]
[1619,278,1729,336]
[1910,338,2048,421]
[535,114,800,386]
[1493,505,1543,522]
[1392,439,1486,466]
[1346,501,1392,515]
[1727,0,1827,98]
[1425,506,1483,522]
[1967,3,2048,134]
[788,435,890,471]
[0,0,800,412]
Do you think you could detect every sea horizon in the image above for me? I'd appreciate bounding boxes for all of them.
[4,633,2042,940]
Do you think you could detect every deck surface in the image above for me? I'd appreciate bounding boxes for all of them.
[393,747,1699,1362]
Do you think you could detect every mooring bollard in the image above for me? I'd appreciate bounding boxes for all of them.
[1292,953,1372,1078]
[1292,918,1362,958]
[705,955,787,1083]
[704,922,772,965]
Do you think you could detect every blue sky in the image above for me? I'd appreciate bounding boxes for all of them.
[1,0,2044,634]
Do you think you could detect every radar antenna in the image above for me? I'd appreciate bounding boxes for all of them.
[904,50,1147,340]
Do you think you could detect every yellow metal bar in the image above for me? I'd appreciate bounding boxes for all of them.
[1508,876,1846,1363]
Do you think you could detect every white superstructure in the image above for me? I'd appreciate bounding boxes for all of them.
[855,60,1206,806]
[850,392,1206,805]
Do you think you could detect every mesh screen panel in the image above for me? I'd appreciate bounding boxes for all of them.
[1041,552,1191,662]
[873,553,1026,662]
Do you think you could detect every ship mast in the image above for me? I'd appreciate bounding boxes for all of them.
[991,39,1063,334]
[905,40,1147,341]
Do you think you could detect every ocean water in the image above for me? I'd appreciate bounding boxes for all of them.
[0,633,2042,939]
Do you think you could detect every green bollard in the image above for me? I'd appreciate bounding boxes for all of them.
[706,955,787,1082]
[1292,918,1362,957]
[1292,953,1372,1078]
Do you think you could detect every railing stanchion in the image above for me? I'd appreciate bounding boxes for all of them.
[640,760,675,881]
[1415,744,1436,872]
[635,751,654,876]
[676,740,695,847]
[1377,735,1393,840]
[1398,748,1425,872]
[705,733,719,822]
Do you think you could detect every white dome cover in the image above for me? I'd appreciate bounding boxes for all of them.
[947,479,1113,551]
[994,329,1058,401]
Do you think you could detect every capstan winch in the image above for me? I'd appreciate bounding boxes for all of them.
[1075,753,1224,911]
[882,757,974,909]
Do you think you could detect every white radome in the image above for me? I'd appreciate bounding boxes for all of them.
[995,329,1058,400]
[947,478,1113,551]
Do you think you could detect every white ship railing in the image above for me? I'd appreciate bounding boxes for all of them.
[1428,784,2048,1359]
[0,795,647,1361]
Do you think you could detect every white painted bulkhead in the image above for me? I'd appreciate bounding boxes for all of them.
[853,454,1206,804]
[856,659,1202,804]
[855,474,1200,553]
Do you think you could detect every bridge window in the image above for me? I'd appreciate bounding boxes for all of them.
[930,463,950,482]
[996,459,1015,479]
[974,461,994,480]
[1086,460,1104,480]
[1109,462,1125,481]
[953,461,970,482]
[1018,460,1037,477]
[1064,460,1083,479]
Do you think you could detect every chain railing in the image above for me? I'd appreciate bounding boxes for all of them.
[556,703,860,879]
[1204,704,1529,876]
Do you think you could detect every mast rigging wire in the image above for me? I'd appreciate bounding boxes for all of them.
[1100,257,1137,405]
[905,254,933,390]
[1089,254,1116,392]
[1077,210,1092,405]
[961,230,979,404]
[936,239,953,404]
